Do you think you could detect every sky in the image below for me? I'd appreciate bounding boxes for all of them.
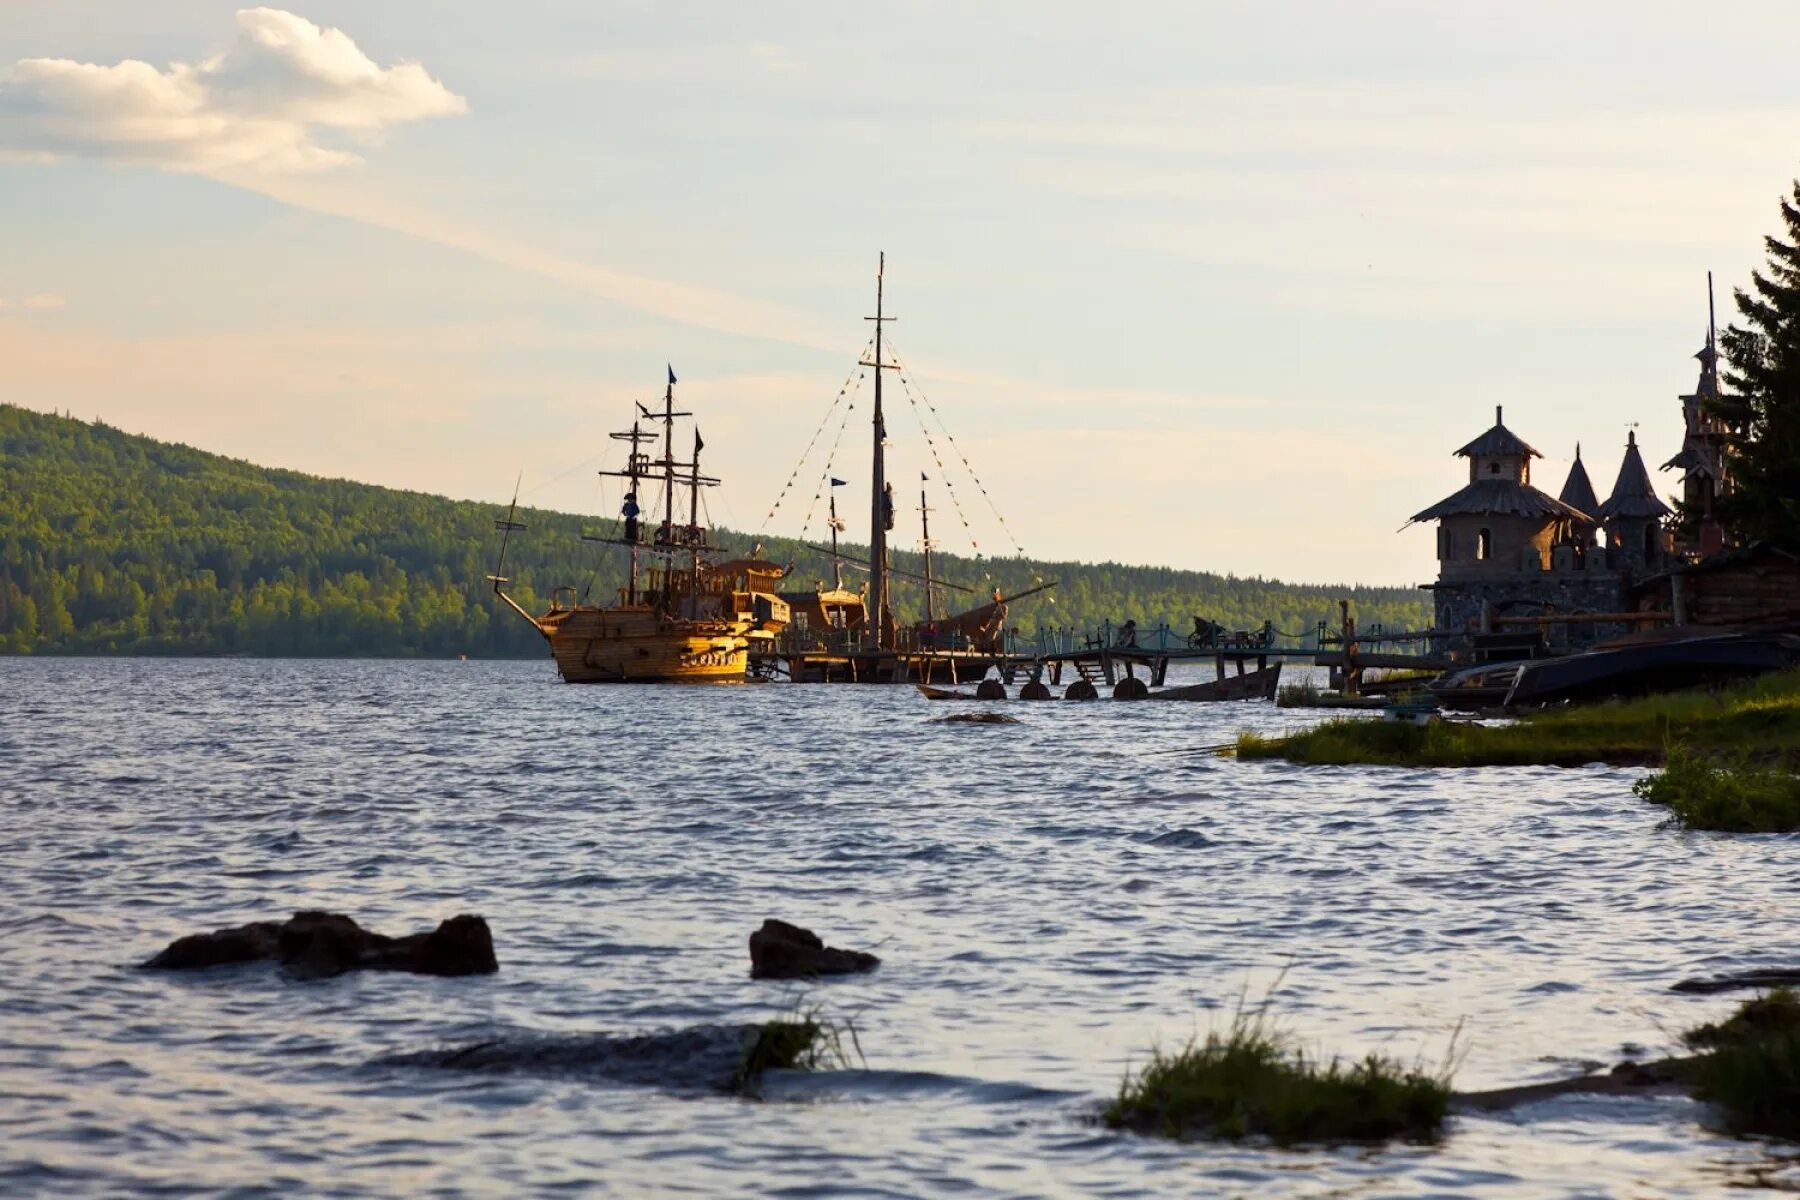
[2,2,1797,586]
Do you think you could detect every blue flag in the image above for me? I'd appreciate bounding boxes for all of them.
[667,364,677,385]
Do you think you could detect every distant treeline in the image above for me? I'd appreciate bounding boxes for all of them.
[0,404,1429,657]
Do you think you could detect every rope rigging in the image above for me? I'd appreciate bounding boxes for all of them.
[758,337,872,535]
[795,381,861,544]
[892,355,983,560]
[887,341,1031,561]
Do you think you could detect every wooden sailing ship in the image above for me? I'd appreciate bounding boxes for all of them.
[754,255,1055,682]
[489,371,790,683]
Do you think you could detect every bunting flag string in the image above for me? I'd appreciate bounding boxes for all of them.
[887,341,1029,561]
[796,387,860,542]
[892,358,980,558]
[758,335,873,534]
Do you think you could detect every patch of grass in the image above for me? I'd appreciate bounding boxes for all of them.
[1634,748,1800,832]
[1686,989,1800,1141]
[1683,987,1800,1050]
[733,1004,861,1094]
[1239,668,1800,768]
[1276,679,1322,708]
[1104,1004,1453,1144]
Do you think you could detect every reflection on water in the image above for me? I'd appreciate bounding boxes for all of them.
[1,658,1796,1197]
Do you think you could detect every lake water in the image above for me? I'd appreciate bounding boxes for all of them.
[2,658,1796,1197]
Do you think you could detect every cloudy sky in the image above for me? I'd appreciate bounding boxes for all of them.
[3,2,1797,585]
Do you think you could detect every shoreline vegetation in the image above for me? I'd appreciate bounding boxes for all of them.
[1104,1001,1454,1144]
[1239,670,1800,832]
[1238,669,1800,770]
[1108,989,1800,1146]
[0,404,1429,657]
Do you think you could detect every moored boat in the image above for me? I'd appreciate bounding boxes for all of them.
[489,370,790,683]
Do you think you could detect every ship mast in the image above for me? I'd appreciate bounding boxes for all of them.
[919,473,936,625]
[688,427,703,611]
[828,485,844,591]
[861,253,897,648]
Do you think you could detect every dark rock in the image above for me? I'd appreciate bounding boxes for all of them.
[143,921,281,969]
[749,918,879,980]
[408,913,501,976]
[142,910,497,978]
[935,711,1021,725]
[1671,968,1800,995]
[974,679,1007,700]
[1453,1054,1699,1112]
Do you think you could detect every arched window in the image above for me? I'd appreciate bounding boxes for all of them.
[1477,528,1492,561]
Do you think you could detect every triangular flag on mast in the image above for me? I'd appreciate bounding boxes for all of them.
[667,364,677,386]
[694,428,704,454]
[830,477,847,487]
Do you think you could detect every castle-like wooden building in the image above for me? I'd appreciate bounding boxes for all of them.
[1410,327,1730,646]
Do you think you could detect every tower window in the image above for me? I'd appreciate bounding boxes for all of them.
[1643,524,1656,562]
[1477,528,1491,561]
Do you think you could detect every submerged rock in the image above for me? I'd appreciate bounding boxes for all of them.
[935,711,1021,725]
[1453,1055,1696,1112]
[388,1025,756,1092]
[748,918,879,980]
[1671,968,1800,995]
[142,910,498,978]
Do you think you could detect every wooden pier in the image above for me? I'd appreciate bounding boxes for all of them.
[748,604,1461,701]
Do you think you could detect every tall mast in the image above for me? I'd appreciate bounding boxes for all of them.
[919,472,935,625]
[661,369,677,539]
[829,488,844,591]
[861,253,897,647]
[688,427,703,608]
[627,422,642,603]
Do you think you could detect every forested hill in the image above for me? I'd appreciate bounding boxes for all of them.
[0,404,1429,657]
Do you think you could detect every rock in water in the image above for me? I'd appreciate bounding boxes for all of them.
[141,921,282,969]
[411,913,501,976]
[748,919,879,980]
[142,910,498,977]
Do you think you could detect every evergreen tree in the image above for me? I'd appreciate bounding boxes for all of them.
[1718,179,1800,549]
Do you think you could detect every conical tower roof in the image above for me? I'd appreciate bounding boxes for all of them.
[1596,431,1673,521]
[1557,444,1599,518]
[1455,405,1541,459]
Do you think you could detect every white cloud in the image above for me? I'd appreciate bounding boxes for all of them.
[0,293,68,310]
[0,8,465,174]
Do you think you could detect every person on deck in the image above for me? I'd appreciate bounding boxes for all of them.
[621,492,640,543]
[1118,619,1138,648]
[654,518,672,546]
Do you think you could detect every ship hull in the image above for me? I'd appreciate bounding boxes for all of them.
[540,606,752,684]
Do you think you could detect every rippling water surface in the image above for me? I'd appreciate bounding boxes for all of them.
[3,658,1798,1197]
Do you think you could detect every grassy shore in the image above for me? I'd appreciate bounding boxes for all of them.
[1685,988,1800,1140]
[1105,1007,1452,1144]
[1238,669,1800,769]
